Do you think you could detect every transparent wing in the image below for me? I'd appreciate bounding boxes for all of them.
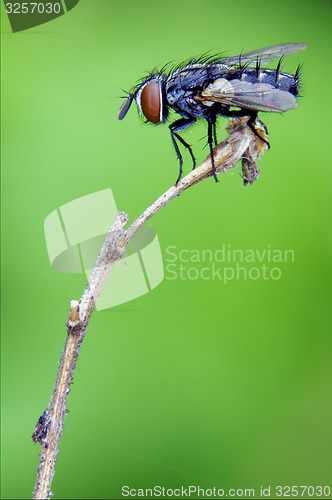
[199,78,298,113]
[224,43,307,67]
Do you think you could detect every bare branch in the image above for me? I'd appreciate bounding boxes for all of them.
[32,117,268,499]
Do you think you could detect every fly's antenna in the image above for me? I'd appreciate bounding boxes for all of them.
[118,93,134,120]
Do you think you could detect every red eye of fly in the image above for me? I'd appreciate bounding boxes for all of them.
[140,81,161,123]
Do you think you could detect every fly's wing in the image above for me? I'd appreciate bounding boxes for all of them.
[224,43,307,67]
[199,78,298,112]
[118,95,134,120]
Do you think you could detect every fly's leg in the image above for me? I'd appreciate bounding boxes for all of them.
[223,110,270,148]
[247,112,270,149]
[169,128,183,185]
[212,121,218,146]
[207,119,219,183]
[175,134,196,170]
[169,118,196,184]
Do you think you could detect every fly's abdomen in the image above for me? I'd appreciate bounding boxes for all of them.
[228,68,300,96]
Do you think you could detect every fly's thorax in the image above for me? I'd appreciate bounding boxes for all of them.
[165,66,219,119]
[135,75,168,124]
[166,66,209,96]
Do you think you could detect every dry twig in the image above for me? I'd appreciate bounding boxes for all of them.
[32,117,268,499]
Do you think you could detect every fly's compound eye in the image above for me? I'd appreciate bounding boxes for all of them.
[137,79,165,124]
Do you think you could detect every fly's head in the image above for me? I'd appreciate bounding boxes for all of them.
[118,75,168,124]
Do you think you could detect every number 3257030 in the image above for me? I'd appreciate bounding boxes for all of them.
[5,3,61,14]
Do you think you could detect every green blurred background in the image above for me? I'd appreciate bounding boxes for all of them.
[1,0,332,499]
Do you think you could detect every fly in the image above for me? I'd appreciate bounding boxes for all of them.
[118,43,307,184]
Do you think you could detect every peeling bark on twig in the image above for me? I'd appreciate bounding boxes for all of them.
[32,118,268,499]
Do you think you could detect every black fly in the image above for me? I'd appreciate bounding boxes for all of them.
[118,43,306,184]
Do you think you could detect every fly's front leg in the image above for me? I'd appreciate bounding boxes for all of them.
[169,118,196,184]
